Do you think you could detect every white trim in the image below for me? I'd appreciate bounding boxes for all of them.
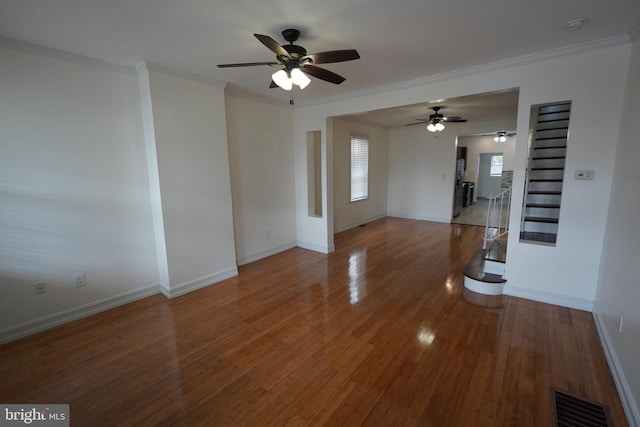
[387,213,451,223]
[295,34,631,108]
[166,267,238,299]
[296,240,334,254]
[464,277,505,296]
[503,284,593,311]
[2,33,629,109]
[137,61,227,87]
[593,308,640,427]
[0,283,161,345]
[236,242,297,266]
[334,214,386,233]
[224,85,295,107]
[484,260,506,276]
[0,36,136,75]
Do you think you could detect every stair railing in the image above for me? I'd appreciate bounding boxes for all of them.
[483,187,512,249]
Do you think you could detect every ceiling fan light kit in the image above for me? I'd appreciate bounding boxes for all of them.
[272,68,311,90]
[405,106,467,132]
[427,122,445,132]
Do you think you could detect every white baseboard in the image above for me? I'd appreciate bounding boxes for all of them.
[593,308,640,427]
[334,214,386,233]
[0,283,161,345]
[236,242,297,266]
[166,267,238,299]
[296,240,334,254]
[503,284,594,311]
[387,212,451,223]
[464,276,505,296]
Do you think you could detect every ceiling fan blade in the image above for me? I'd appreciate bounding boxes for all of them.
[404,122,427,127]
[443,117,468,123]
[217,62,279,68]
[304,49,360,64]
[254,34,290,58]
[301,65,346,84]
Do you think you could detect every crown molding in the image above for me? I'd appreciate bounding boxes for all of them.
[137,61,227,88]
[2,32,632,108]
[223,84,295,107]
[0,36,136,75]
[296,34,632,108]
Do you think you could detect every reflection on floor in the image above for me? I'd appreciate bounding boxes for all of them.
[452,199,491,227]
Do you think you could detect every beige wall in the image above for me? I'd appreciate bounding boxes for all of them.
[595,33,640,423]
[332,118,388,232]
[225,95,297,265]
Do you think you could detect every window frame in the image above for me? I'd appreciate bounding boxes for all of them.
[490,154,504,177]
[350,134,369,202]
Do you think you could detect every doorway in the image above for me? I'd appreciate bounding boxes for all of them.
[477,152,503,198]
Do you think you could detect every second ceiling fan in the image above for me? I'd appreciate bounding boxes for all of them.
[405,106,468,132]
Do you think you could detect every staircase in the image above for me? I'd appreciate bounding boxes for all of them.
[464,187,510,295]
[520,102,571,244]
[463,239,507,295]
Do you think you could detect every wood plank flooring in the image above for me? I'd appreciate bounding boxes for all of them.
[0,218,627,426]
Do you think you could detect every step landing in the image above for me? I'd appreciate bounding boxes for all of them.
[463,240,507,296]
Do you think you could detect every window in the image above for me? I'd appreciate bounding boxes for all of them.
[350,135,369,202]
[490,155,503,177]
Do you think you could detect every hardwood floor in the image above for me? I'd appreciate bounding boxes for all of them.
[0,218,627,426]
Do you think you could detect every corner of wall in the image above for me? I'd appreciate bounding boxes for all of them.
[592,305,640,426]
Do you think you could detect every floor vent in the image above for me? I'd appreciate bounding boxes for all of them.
[553,388,612,427]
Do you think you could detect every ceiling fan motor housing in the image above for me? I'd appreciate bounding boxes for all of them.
[283,44,307,58]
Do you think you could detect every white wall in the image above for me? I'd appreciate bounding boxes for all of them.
[294,42,630,305]
[332,118,388,232]
[225,95,297,264]
[142,66,237,297]
[0,47,159,334]
[458,133,517,198]
[594,34,640,424]
[387,126,456,222]
[388,118,517,221]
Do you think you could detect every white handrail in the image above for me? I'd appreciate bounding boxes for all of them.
[483,187,512,249]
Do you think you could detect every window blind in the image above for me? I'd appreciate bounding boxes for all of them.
[350,135,369,202]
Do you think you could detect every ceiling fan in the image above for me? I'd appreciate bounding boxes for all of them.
[493,130,516,142]
[217,28,360,92]
[405,106,468,132]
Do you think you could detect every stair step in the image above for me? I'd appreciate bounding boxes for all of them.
[520,231,558,244]
[529,179,563,182]
[524,216,559,223]
[463,243,507,284]
[526,203,561,209]
[532,156,566,160]
[485,239,507,263]
[532,145,567,150]
[527,190,562,195]
[530,167,565,171]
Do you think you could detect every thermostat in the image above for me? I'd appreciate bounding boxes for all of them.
[575,170,594,180]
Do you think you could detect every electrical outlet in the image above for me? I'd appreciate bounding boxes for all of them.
[34,281,46,295]
[74,273,87,288]
[618,312,624,332]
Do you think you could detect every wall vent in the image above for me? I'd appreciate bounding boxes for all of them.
[553,388,612,427]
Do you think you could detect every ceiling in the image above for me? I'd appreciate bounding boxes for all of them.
[1,0,638,126]
[341,89,521,129]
